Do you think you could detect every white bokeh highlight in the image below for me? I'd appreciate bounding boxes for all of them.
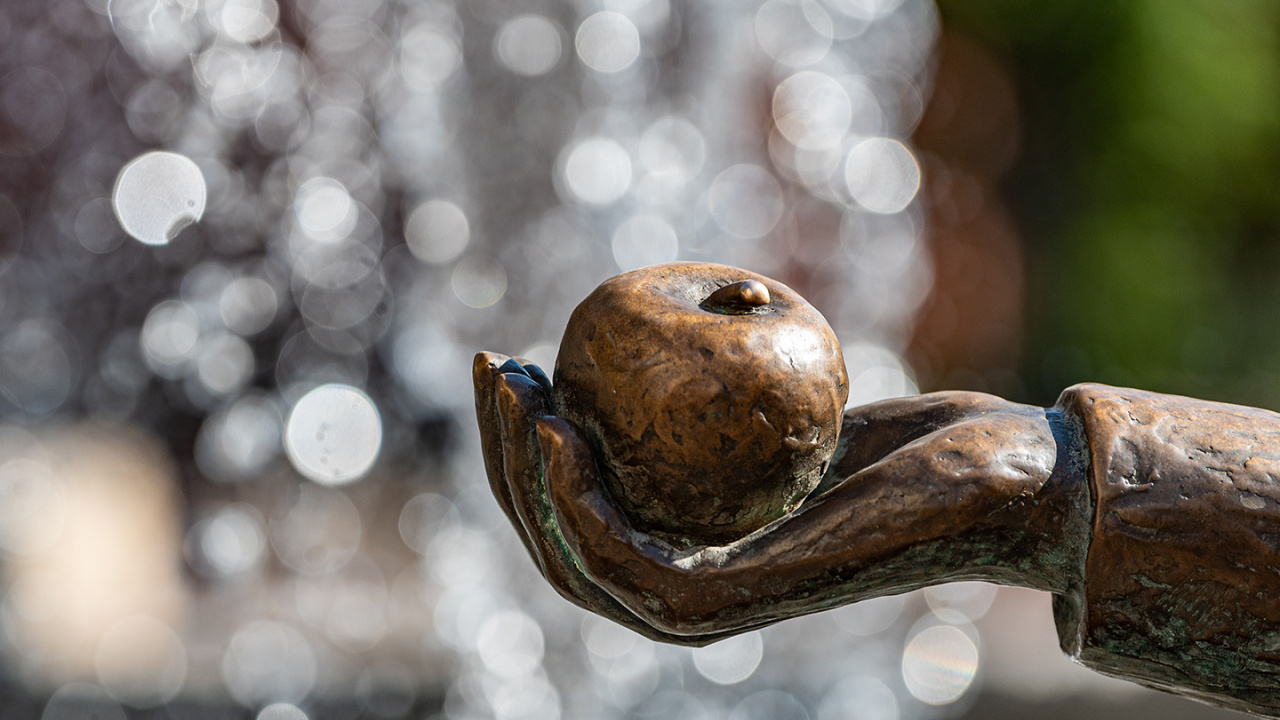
[575,12,641,73]
[845,137,921,214]
[691,630,764,685]
[563,137,632,205]
[284,384,382,486]
[902,624,980,705]
[112,152,207,246]
[496,15,563,77]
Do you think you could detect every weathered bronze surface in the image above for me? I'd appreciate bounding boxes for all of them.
[473,262,1280,717]
[553,262,848,545]
[1056,385,1280,715]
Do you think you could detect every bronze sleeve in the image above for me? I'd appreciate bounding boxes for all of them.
[1055,383,1280,716]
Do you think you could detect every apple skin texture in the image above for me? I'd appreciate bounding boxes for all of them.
[553,262,850,545]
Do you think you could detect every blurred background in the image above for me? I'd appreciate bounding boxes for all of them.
[0,0,1269,718]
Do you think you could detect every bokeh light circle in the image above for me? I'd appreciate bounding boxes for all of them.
[112,152,207,246]
[691,631,763,685]
[844,137,920,214]
[575,12,641,73]
[284,384,382,485]
[563,137,632,205]
[901,624,980,705]
[496,15,563,76]
[773,71,852,150]
[406,199,470,264]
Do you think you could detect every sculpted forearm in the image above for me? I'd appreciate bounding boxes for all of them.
[545,403,1087,635]
[476,261,1280,716]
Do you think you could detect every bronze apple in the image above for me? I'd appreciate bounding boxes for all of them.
[553,262,849,545]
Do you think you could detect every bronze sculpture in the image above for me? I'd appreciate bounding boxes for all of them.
[474,262,1280,717]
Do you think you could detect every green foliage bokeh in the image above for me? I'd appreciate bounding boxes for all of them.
[939,0,1280,408]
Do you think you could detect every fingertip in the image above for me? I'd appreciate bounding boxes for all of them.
[494,356,524,376]
[496,372,537,408]
[474,351,509,379]
[523,363,553,396]
[510,356,552,397]
[494,375,524,427]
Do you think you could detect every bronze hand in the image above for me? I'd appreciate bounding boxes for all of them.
[477,350,1091,639]
[474,350,751,645]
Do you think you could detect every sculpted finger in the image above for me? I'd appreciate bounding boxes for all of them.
[529,416,743,644]
[535,417,634,564]
[537,417,725,635]
[474,353,522,525]
[495,381,699,640]
[496,373,555,570]
[511,356,553,396]
[474,352,543,568]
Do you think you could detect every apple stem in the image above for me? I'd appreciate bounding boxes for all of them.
[702,280,771,314]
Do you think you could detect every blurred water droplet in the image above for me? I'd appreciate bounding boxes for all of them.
[490,674,560,720]
[257,703,308,720]
[219,277,278,335]
[112,152,207,246]
[636,691,711,720]
[284,384,382,485]
[405,199,470,264]
[451,257,507,309]
[400,23,462,91]
[190,503,266,575]
[294,177,355,244]
[844,138,920,214]
[819,676,899,720]
[639,116,706,185]
[433,586,500,651]
[197,332,254,396]
[563,137,632,205]
[398,492,459,554]
[576,11,640,73]
[755,0,832,67]
[773,71,851,150]
[325,584,389,652]
[901,624,979,705]
[195,394,282,482]
[222,620,317,707]
[212,0,279,44]
[582,614,639,661]
[691,631,763,685]
[140,300,201,378]
[124,80,184,143]
[477,611,545,678]
[496,15,563,77]
[843,341,918,407]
